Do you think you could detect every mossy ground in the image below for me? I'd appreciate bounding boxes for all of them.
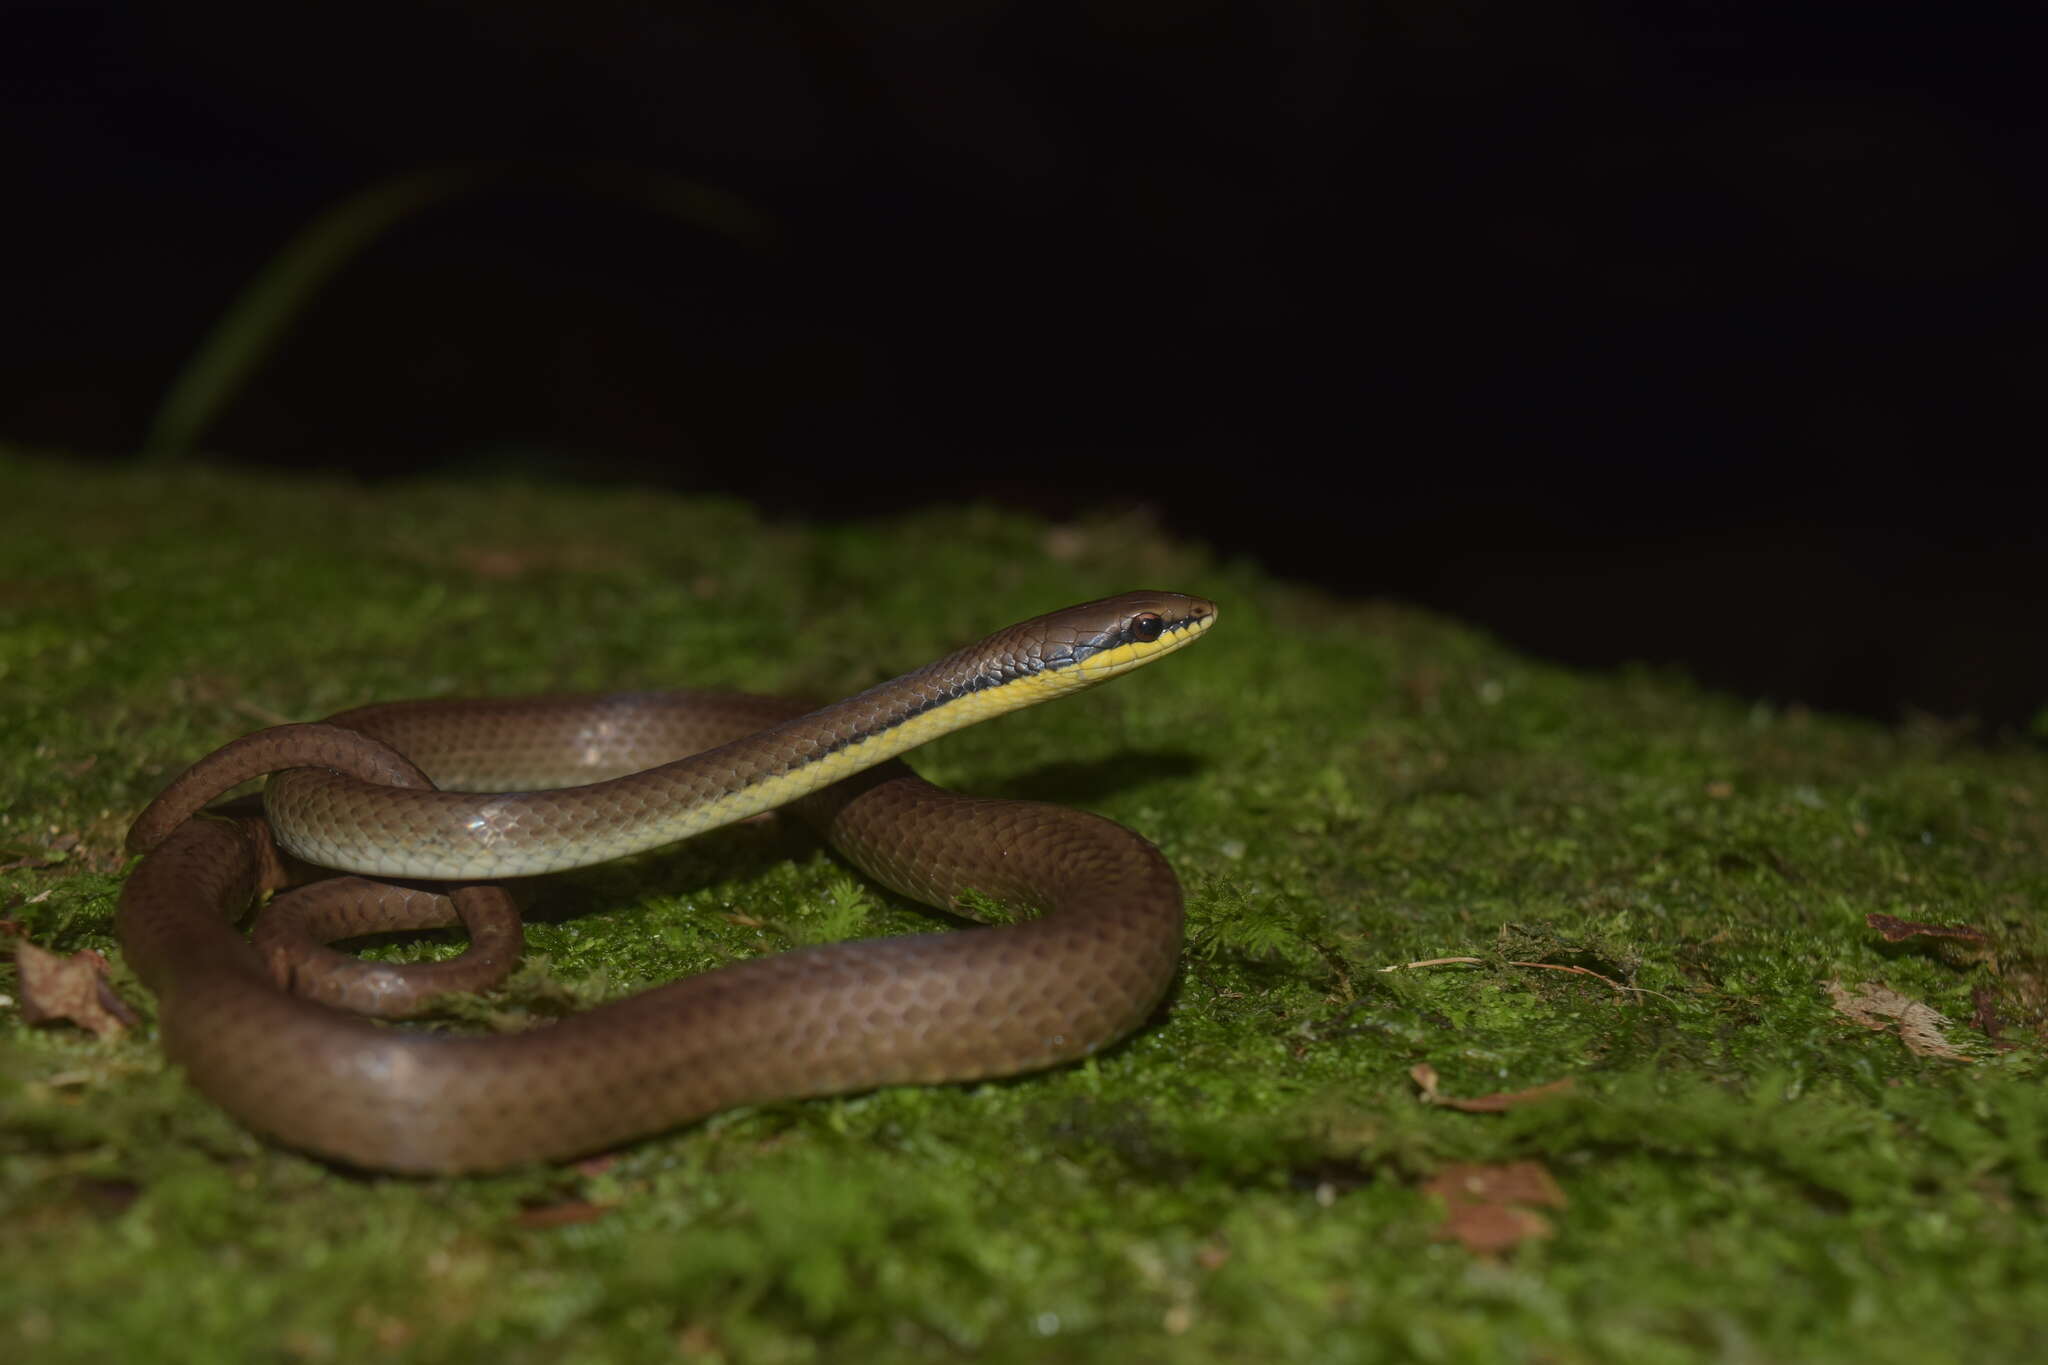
[3,450,2043,1363]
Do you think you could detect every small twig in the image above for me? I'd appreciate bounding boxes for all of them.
[232,697,296,728]
[1502,960,1633,994]
[1382,954,1676,1003]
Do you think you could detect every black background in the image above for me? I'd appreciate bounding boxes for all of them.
[9,2,2043,732]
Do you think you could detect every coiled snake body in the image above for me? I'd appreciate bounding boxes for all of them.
[118,592,1216,1173]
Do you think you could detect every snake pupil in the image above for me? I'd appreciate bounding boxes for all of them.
[1130,613,1164,643]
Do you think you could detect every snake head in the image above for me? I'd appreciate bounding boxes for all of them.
[1023,591,1218,687]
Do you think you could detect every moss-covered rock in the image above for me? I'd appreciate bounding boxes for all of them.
[3,450,2043,1363]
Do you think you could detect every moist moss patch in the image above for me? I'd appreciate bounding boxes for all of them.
[3,450,2044,1363]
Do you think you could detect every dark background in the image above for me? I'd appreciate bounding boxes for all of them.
[9,2,2043,733]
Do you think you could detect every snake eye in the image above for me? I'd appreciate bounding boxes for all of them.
[1130,612,1164,643]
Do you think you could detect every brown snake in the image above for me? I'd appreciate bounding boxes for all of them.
[117,591,1216,1173]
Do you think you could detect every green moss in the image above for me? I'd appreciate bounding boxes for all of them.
[3,449,2044,1362]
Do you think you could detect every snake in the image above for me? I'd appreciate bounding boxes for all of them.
[116,591,1216,1173]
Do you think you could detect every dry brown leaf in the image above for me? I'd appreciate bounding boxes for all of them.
[15,942,140,1038]
[1410,1063,1576,1111]
[1435,1201,1555,1255]
[514,1199,614,1229]
[1422,1161,1567,1256]
[1825,980,1974,1061]
[1866,912,1988,944]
